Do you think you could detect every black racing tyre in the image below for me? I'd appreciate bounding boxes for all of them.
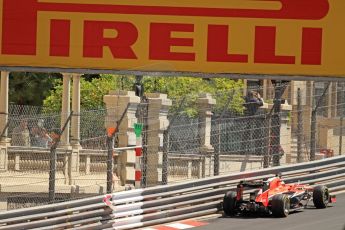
[271,194,290,217]
[223,191,237,216]
[313,185,329,209]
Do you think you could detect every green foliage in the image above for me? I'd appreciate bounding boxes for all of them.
[43,74,125,113]
[43,75,244,116]
[9,72,61,106]
[142,76,245,116]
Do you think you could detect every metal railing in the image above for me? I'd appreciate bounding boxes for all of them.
[0,155,344,230]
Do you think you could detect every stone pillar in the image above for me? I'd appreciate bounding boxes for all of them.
[0,72,9,172]
[69,74,81,184]
[104,91,140,186]
[145,93,171,186]
[61,73,71,146]
[0,72,9,139]
[197,93,216,177]
[71,74,81,146]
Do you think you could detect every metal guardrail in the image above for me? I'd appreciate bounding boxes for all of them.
[0,155,344,230]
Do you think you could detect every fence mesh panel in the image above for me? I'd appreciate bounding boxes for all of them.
[0,81,344,211]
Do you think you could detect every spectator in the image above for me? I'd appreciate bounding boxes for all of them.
[243,91,264,154]
[244,90,264,116]
[31,119,52,148]
[11,119,31,146]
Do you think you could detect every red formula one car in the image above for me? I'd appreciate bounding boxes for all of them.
[223,176,336,217]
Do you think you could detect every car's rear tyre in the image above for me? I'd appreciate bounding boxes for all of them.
[271,194,290,217]
[223,191,237,216]
[313,185,329,209]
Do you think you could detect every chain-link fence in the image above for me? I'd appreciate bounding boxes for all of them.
[0,81,345,212]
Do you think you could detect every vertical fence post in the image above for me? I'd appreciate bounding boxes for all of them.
[263,115,270,168]
[140,97,149,188]
[310,109,317,161]
[215,120,220,176]
[106,104,130,193]
[214,92,233,175]
[272,82,282,167]
[310,82,330,161]
[162,97,185,185]
[340,114,343,155]
[162,129,169,185]
[339,83,344,155]
[134,123,143,188]
[106,129,115,194]
[49,112,73,203]
[297,88,303,163]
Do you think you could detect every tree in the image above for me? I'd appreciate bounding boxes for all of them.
[142,76,245,116]
[43,75,244,115]
[9,72,61,106]
[43,74,133,113]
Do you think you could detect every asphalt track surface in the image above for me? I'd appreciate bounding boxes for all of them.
[196,193,345,230]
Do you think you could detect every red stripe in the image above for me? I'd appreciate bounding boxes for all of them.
[135,148,142,157]
[37,0,329,20]
[154,226,178,230]
[135,170,142,181]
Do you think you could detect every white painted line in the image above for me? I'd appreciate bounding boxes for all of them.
[165,223,194,229]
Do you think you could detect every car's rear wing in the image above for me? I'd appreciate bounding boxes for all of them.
[238,180,264,189]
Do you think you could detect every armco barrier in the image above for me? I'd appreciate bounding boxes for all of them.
[0,155,345,230]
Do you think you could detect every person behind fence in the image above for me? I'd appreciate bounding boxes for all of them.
[244,90,264,116]
[243,91,264,154]
[31,119,52,148]
[11,119,31,146]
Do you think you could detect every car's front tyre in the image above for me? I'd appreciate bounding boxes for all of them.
[313,185,329,209]
[271,194,290,217]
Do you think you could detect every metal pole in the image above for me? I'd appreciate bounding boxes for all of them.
[263,115,270,168]
[339,84,345,155]
[340,114,343,155]
[162,129,169,185]
[49,148,57,202]
[49,112,73,203]
[272,81,282,167]
[215,120,220,175]
[310,82,330,161]
[141,96,148,188]
[106,104,130,193]
[297,88,303,163]
[162,97,186,185]
[214,92,234,176]
[266,81,289,167]
[106,135,114,193]
[310,110,317,161]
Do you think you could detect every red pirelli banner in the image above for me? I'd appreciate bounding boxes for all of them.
[0,0,344,77]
